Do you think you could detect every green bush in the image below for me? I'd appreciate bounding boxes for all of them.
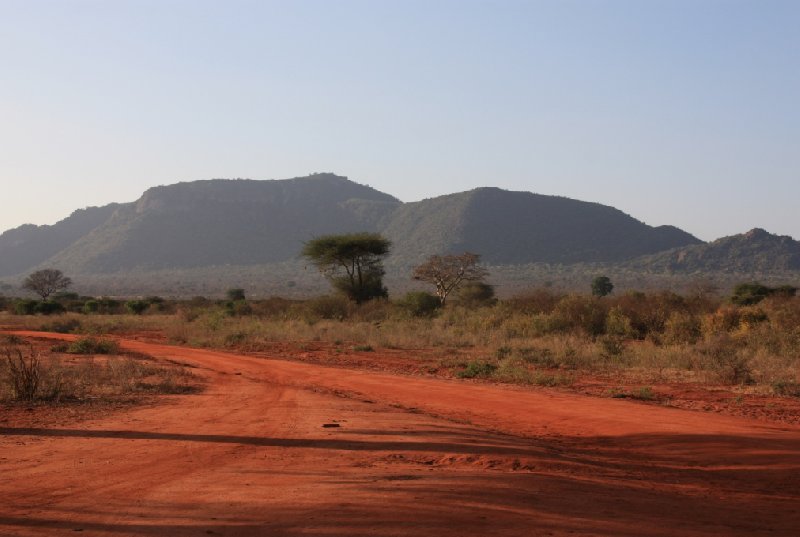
[455,282,496,307]
[125,300,150,315]
[66,337,120,355]
[14,299,38,315]
[35,301,66,315]
[457,360,498,379]
[82,300,100,314]
[397,291,441,318]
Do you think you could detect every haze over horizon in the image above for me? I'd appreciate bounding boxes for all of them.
[2,0,798,241]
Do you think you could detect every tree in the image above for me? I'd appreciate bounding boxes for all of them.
[591,275,614,297]
[412,252,489,305]
[227,288,246,301]
[22,269,72,300]
[301,233,391,303]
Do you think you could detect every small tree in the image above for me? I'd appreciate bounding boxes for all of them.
[301,233,391,303]
[22,269,72,300]
[227,288,246,301]
[591,276,614,297]
[412,252,489,305]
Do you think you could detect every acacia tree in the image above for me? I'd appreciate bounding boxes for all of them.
[302,233,391,303]
[591,275,614,297]
[22,269,72,300]
[412,252,489,305]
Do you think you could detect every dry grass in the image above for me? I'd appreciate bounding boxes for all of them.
[4,291,799,394]
[0,342,199,403]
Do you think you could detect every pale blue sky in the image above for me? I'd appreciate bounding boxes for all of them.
[1,0,798,241]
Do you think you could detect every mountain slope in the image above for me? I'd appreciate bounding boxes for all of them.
[44,174,401,273]
[0,204,121,277]
[628,228,800,273]
[381,187,700,265]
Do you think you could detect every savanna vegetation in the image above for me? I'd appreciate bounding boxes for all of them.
[2,275,799,402]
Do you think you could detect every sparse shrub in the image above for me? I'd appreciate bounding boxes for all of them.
[504,289,562,315]
[493,358,533,383]
[42,318,82,334]
[225,300,253,317]
[699,334,752,385]
[457,360,498,379]
[303,295,352,321]
[632,386,656,401]
[353,344,374,352]
[551,295,608,336]
[397,291,441,318]
[66,337,120,355]
[532,372,573,387]
[3,334,24,345]
[606,307,635,338]
[663,311,701,344]
[771,380,800,397]
[599,335,625,358]
[4,347,42,401]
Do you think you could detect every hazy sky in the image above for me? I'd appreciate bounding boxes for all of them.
[1,0,798,241]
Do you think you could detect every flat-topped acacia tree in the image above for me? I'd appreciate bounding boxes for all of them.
[302,233,391,303]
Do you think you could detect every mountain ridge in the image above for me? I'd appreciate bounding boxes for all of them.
[0,173,794,283]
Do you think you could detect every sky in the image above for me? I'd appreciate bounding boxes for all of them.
[1,0,798,241]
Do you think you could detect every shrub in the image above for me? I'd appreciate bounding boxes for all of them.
[226,288,246,301]
[303,295,352,321]
[66,337,120,355]
[126,300,150,315]
[42,318,82,334]
[731,282,771,306]
[4,347,41,401]
[699,335,752,385]
[455,282,496,307]
[663,311,701,344]
[551,295,608,336]
[224,300,252,317]
[35,301,66,315]
[504,289,562,315]
[82,300,100,314]
[14,299,38,315]
[397,291,441,318]
[457,360,498,379]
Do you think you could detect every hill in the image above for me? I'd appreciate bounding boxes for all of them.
[14,174,797,295]
[0,204,120,277]
[627,228,800,273]
[41,175,400,273]
[383,187,700,266]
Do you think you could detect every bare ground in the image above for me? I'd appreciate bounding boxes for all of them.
[1,331,799,536]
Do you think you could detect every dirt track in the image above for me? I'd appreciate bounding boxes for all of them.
[2,332,799,536]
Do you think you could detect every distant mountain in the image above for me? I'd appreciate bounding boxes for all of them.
[627,228,800,273]
[0,204,120,277]
[383,187,700,266]
[11,173,791,286]
[42,175,399,273]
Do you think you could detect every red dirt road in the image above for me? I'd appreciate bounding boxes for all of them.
[2,332,799,536]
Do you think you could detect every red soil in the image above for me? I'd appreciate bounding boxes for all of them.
[2,331,799,536]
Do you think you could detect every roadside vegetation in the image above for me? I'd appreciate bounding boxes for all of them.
[0,334,198,404]
[2,281,798,400]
